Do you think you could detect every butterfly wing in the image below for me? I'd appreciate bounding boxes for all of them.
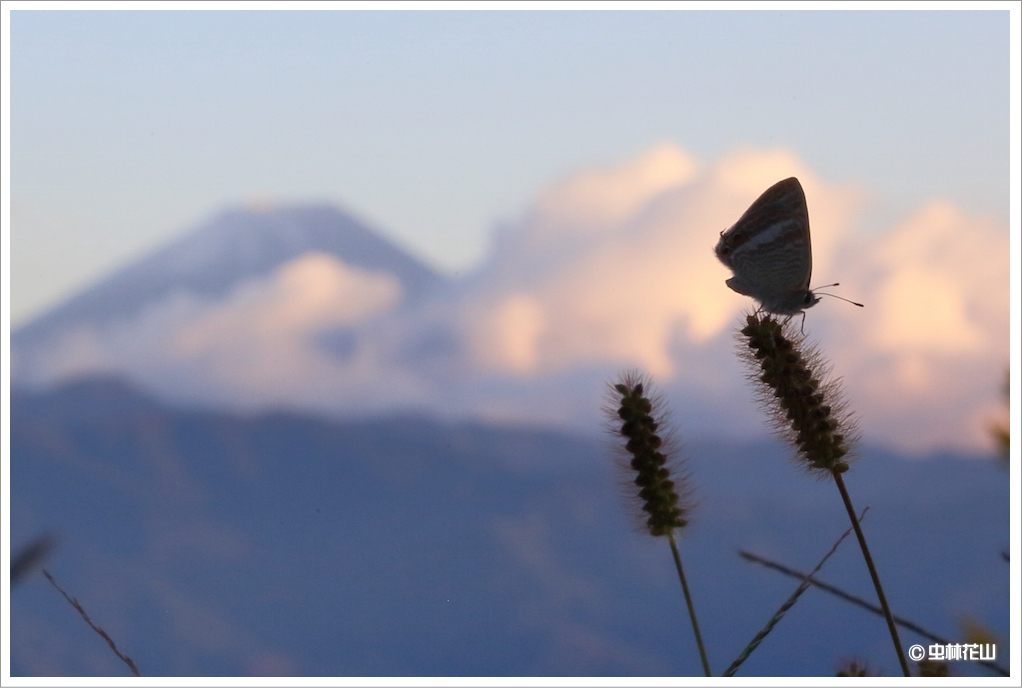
[714,177,814,314]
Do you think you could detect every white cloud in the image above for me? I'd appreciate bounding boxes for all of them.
[828,200,1009,452]
[462,147,852,375]
[456,145,1008,453]
[14,144,1009,454]
[530,142,699,235]
[466,293,546,374]
[20,254,410,409]
[169,252,401,387]
[866,201,1005,354]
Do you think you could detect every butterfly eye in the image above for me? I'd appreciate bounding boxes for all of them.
[803,292,816,305]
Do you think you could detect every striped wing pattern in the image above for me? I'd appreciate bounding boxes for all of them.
[714,178,816,315]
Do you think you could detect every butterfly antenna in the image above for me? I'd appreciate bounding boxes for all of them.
[812,282,864,308]
[817,292,864,308]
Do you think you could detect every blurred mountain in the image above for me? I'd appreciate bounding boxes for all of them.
[10,378,1010,677]
[9,147,1009,453]
[12,204,445,351]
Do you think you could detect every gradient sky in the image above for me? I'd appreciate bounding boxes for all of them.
[7,6,1013,327]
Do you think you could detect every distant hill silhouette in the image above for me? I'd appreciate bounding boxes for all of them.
[10,378,1010,677]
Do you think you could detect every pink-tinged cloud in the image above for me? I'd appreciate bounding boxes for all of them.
[463,146,871,375]
[14,144,1008,453]
[169,253,401,392]
[826,200,1009,452]
[18,255,409,409]
[460,144,1007,452]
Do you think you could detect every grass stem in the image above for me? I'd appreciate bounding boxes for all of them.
[668,532,711,677]
[43,569,142,677]
[831,470,910,676]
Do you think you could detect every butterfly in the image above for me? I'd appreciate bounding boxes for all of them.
[714,177,820,316]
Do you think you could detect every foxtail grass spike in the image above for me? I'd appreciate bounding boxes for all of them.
[736,312,909,675]
[607,373,710,676]
[738,313,856,474]
[609,373,689,537]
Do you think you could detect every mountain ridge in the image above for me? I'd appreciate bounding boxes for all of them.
[9,147,1010,454]
[10,376,1010,676]
[13,203,446,348]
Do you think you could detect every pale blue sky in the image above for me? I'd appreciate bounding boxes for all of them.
[8,7,1012,326]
